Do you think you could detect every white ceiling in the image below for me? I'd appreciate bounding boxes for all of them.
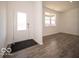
[43,1,79,12]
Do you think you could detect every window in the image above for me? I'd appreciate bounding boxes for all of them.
[51,16,56,26]
[44,12,56,26]
[45,16,50,26]
[17,12,27,31]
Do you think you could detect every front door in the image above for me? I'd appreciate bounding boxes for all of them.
[13,11,29,42]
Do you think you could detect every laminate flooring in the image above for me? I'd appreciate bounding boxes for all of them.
[4,33,79,58]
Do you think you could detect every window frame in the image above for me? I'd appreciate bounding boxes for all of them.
[44,13,56,27]
[16,12,27,31]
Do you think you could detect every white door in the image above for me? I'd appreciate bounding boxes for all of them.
[13,11,29,42]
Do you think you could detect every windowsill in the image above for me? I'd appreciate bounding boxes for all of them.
[45,25,56,27]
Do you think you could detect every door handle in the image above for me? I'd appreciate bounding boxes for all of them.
[27,23,29,28]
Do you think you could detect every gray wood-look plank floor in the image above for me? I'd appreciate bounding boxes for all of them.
[5,33,79,58]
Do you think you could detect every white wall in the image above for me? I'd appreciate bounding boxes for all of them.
[6,2,43,45]
[33,2,43,45]
[43,7,61,36]
[60,8,79,35]
[43,6,79,36]
[0,2,7,53]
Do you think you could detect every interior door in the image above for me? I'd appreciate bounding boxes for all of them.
[13,11,29,42]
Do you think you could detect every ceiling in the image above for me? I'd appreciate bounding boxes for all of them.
[43,1,79,12]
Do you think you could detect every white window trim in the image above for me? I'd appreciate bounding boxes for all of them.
[44,14,56,27]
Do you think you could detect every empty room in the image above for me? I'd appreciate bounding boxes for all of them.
[0,1,79,58]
